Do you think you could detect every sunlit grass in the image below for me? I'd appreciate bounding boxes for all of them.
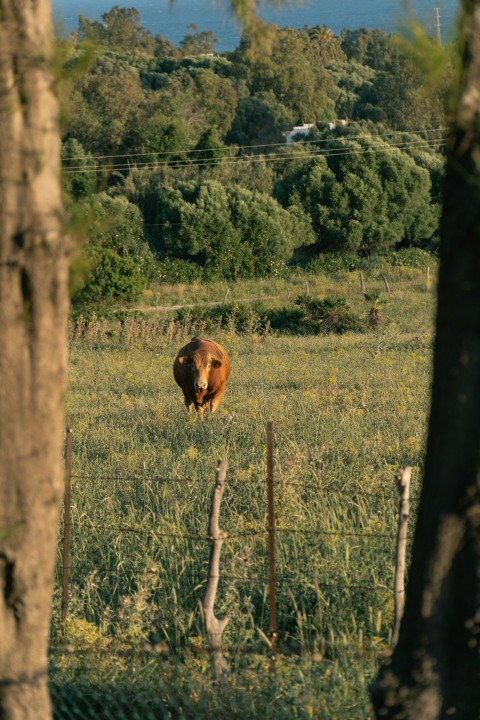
[51,269,435,718]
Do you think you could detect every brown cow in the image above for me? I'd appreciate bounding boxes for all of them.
[173,337,230,420]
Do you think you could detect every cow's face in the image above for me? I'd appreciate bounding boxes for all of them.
[179,352,222,392]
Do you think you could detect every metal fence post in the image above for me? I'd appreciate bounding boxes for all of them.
[61,427,73,631]
[267,420,277,669]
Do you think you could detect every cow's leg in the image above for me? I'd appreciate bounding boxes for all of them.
[183,393,194,414]
[196,404,205,421]
[210,388,225,415]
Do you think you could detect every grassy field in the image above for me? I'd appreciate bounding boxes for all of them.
[50,268,435,719]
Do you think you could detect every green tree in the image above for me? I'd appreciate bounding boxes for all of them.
[194,127,231,162]
[358,54,445,130]
[77,6,154,53]
[233,27,336,122]
[74,193,155,302]
[139,179,314,278]
[341,28,395,70]
[61,138,98,198]
[227,91,295,146]
[66,55,144,153]
[154,34,181,60]
[75,247,146,302]
[307,25,345,66]
[280,134,439,253]
[180,24,219,56]
[326,60,375,119]
[88,193,156,273]
[151,67,238,139]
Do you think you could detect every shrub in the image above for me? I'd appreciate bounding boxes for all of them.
[175,302,267,334]
[305,252,367,274]
[173,296,362,336]
[382,247,437,268]
[157,258,203,284]
[305,248,437,276]
[294,295,362,334]
[267,307,306,334]
[74,247,147,303]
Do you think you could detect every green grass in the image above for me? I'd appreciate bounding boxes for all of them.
[130,264,435,315]
[51,268,435,719]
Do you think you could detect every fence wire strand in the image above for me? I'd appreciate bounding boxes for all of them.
[58,435,412,716]
[70,471,415,496]
[75,520,398,542]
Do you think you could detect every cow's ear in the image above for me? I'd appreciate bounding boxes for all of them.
[211,358,222,369]
[178,355,189,365]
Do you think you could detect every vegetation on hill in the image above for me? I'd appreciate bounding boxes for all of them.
[59,7,449,304]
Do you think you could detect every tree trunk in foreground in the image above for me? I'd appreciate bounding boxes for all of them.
[0,0,69,718]
[372,3,480,718]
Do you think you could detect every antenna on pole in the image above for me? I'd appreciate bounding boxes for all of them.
[434,7,442,45]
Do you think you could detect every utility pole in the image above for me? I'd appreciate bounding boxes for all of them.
[434,7,442,45]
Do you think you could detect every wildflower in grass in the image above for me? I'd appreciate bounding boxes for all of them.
[404,436,421,454]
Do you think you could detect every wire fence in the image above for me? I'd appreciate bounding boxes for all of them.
[52,425,414,719]
[58,426,411,631]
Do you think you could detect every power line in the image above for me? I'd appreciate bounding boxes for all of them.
[61,137,447,175]
[61,127,447,164]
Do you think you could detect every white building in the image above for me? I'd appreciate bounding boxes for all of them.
[327,118,349,131]
[284,123,314,144]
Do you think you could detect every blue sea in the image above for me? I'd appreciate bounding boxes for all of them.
[52,0,460,51]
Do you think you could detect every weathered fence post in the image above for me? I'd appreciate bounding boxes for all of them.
[391,466,411,648]
[381,273,391,295]
[426,265,431,290]
[203,460,229,681]
[267,421,277,670]
[359,271,366,294]
[61,427,73,631]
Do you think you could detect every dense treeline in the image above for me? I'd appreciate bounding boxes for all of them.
[61,6,450,301]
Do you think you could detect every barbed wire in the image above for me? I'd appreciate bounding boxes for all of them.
[59,562,392,594]
[181,573,392,592]
[49,641,384,661]
[69,472,417,499]
[276,527,396,539]
[71,473,210,484]
[67,519,401,542]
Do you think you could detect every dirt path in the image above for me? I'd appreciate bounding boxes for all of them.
[128,295,277,313]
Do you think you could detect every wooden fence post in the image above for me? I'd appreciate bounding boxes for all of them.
[267,421,277,670]
[359,271,366,294]
[381,274,391,295]
[203,460,229,681]
[61,427,73,631]
[391,466,411,648]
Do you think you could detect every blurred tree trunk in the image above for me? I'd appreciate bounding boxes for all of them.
[371,2,480,718]
[0,0,69,718]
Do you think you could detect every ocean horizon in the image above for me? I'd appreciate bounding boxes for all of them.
[53,0,459,51]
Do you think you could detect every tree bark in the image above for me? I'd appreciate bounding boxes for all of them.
[371,3,480,718]
[0,0,69,718]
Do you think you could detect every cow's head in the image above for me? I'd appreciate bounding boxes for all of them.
[178,352,222,392]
